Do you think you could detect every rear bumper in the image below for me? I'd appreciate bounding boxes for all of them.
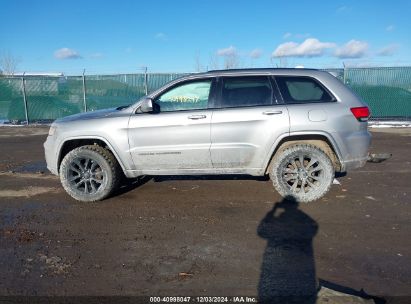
[337,130,371,172]
[341,155,368,171]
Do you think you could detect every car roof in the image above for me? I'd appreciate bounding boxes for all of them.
[205,68,318,74]
[181,68,327,79]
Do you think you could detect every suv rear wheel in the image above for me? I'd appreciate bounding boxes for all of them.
[60,145,120,202]
[270,144,334,203]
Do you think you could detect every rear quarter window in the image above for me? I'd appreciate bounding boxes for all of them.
[276,76,334,104]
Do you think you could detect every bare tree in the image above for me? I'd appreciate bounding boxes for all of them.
[193,51,204,72]
[0,51,21,75]
[209,53,219,70]
[219,49,241,69]
[270,56,288,68]
[278,57,288,68]
[223,53,240,69]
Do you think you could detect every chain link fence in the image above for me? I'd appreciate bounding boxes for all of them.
[1,68,410,124]
[344,67,411,120]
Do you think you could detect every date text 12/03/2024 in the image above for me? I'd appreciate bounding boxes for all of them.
[149,296,258,303]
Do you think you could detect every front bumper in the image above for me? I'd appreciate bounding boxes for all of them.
[44,135,59,175]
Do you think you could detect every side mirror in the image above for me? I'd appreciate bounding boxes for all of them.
[140,98,153,113]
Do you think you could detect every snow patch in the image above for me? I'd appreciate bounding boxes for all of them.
[369,121,411,128]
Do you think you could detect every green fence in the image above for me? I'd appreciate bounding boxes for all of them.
[344,67,411,119]
[0,73,187,123]
[1,68,411,123]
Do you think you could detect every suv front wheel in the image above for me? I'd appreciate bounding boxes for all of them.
[270,144,334,203]
[60,145,120,202]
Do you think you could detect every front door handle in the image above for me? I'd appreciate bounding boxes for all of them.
[188,114,207,120]
[263,110,283,115]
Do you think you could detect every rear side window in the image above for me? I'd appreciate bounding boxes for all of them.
[276,76,334,103]
[220,76,273,108]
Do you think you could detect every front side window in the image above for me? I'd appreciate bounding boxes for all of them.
[156,80,211,112]
[276,76,334,103]
[220,76,273,108]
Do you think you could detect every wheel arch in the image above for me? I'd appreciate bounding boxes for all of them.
[57,136,127,174]
[264,132,343,174]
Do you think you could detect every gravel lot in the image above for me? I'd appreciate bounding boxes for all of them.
[0,126,410,303]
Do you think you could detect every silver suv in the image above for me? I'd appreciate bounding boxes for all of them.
[44,69,371,203]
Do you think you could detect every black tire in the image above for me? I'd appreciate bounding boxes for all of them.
[60,145,120,202]
[270,144,334,203]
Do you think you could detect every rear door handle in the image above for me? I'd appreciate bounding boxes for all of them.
[262,110,283,115]
[188,114,207,120]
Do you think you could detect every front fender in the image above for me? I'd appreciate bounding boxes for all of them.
[56,135,129,174]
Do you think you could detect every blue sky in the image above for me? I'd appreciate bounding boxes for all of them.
[1,0,410,74]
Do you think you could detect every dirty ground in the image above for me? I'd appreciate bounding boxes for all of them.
[0,126,410,303]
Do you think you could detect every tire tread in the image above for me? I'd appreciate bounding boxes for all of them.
[270,144,334,203]
[60,145,120,202]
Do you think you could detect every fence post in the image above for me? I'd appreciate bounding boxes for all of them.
[21,72,29,125]
[342,62,347,84]
[82,69,87,112]
[143,67,148,95]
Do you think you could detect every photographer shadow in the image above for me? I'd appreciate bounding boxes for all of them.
[258,196,318,303]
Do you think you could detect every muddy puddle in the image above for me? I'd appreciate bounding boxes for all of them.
[12,161,48,174]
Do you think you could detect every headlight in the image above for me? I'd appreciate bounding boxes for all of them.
[48,125,57,136]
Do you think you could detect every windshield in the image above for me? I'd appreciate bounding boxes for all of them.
[116,96,148,110]
[116,104,131,110]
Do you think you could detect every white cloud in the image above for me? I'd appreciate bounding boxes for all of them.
[217,46,237,57]
[377,44,399,56]
[272,38,335,57]
[155,32,168,41]
[249,49,263,59]
[283,32,292,39]
[386,25,395,32]
[334,40,368,58]
[90,52,103,59]
[54,48,82,60]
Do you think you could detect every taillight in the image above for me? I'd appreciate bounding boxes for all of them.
[350,106,370,122]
